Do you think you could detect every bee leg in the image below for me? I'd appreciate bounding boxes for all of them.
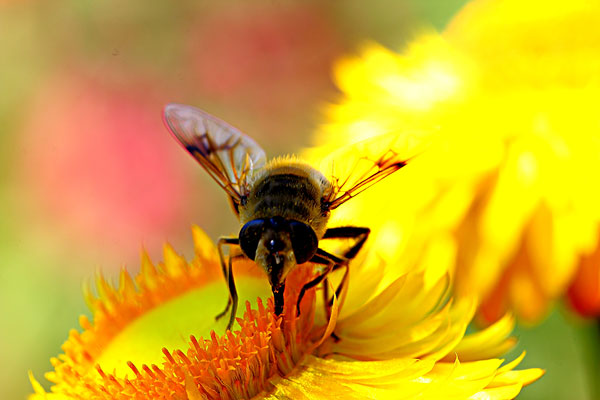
[296,249,347,315]
[322,226,371,261]
[216,237,240,330]
[296,258,334,316]
[225,253,244,331]
[214,298,231,320]
[324,264,350,309]
[321,226,370,307]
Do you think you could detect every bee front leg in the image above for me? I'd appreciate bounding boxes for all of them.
[323,264,350,305]
[321,226,369,305]
[296,249,346,315]
[296,262,332,316]
[216,237,241,331]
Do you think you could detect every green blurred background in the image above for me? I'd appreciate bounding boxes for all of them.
[0,1,596,399]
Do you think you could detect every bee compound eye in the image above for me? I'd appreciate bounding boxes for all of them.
[289,221,318,264]
[239,219,266,260]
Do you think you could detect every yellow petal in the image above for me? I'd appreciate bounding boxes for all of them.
[447,313,516,361]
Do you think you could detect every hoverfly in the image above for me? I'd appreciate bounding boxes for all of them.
[163,104,416,330]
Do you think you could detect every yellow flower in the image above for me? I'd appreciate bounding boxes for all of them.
[311,0,600,323]
[30,227,542,399]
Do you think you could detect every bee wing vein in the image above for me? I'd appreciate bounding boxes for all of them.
[321,134,416,210]
[163,104,266,204]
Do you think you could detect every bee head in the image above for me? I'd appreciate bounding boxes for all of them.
[239,217,318,288]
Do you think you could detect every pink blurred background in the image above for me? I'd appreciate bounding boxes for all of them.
[1,1,594,399]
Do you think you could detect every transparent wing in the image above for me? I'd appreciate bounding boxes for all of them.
[163,103,266,204]
[320,132,425,210]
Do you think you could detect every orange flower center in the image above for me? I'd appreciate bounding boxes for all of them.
[38,246,329,400]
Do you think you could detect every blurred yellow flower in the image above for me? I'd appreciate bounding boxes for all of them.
[311,0,600,323]
[30,227,542,399]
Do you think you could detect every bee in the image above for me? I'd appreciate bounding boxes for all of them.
[163,104,415,330]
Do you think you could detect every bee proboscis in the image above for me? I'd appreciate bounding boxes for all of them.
[163,104,417,330]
